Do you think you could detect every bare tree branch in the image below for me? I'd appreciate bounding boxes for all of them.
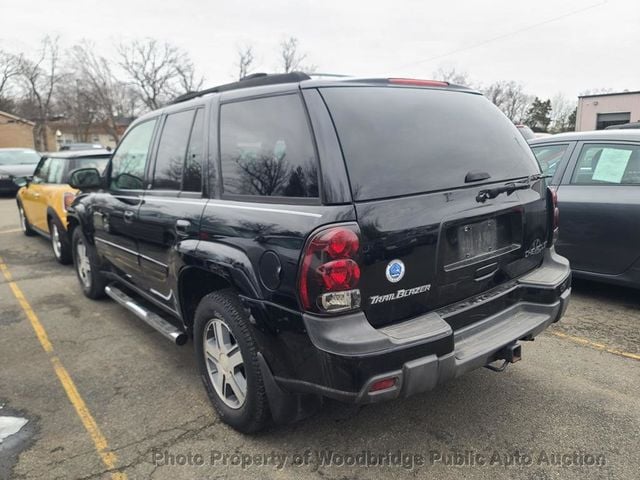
[482,80,532,124]
[0,49,23,98]
[69,43,138,143]
[118,39,203,109]
[433,67,471,86]
[279,37,308,73]
[237,46,254,80]
[19,36,65,150]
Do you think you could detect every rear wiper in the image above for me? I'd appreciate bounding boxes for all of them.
[476,174,551,203]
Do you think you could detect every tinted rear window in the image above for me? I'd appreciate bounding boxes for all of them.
[321,87,539,200]
[69,156,110,174]
[220,94,319,198]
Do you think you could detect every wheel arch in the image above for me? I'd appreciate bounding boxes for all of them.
[178,243,264,331]
[65,202,94,244]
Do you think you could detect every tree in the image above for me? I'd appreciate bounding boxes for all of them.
[567,107,577,132]
[118,39,203,110]
[432,67,471,86]
[483,81,532,124]
[237,46,255,80]
[278,37,316,73]
[19,36,65,151]
[56,77,100,143]
[0,49,22,99]
[70,44,139,143]
[549,93,577,133]
[525,97,552,132]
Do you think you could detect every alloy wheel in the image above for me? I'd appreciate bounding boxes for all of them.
[51,224,62,259]
[75,238,92,288]
[18,207,27,233]
[203,318,247,409]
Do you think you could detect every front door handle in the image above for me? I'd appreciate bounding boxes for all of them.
[175,219,191,237]
[123,210,135,223]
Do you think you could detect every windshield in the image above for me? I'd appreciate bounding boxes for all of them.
[320,87,539,201]
[0,149,41,165]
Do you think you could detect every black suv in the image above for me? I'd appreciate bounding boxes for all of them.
[67,72,571,433]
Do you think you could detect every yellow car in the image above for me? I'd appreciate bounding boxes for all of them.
[16,150,110,264]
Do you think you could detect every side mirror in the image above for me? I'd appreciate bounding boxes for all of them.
[69,168,102,190]
[13,176,30,188]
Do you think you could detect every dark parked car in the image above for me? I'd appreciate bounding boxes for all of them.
[0,148,40,194]
[67,73,570,432]
[530,130,640,288]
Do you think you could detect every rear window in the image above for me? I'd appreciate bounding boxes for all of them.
[69,156,109,175]
[320,87,539,201]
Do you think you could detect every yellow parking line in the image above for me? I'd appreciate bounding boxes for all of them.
[550,330,640,361]
[0,258,127,480]
[0,228,22,234]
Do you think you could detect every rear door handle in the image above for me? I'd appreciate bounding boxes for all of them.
[175,219,191,237]
[123,210,135,223]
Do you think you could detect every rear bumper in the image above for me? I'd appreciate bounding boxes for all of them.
[280,247,571,404]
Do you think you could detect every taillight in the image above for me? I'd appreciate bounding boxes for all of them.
[298,224,362,314]
[63,192,76,211]
[547,187,559,245]
[388,78,449,87]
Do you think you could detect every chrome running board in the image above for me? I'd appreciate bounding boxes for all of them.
[105,284,188,346]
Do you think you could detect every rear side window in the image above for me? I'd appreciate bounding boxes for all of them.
[531,144,569,178]
[320,87,539,201]
[220,94,319,198]
[153,110,195,190]
[47,158,65,183]
[571,143,640,185]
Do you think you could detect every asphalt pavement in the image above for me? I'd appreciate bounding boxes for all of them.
[0,196,638,480]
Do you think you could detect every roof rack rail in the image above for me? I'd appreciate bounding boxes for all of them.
[171,71,311,105]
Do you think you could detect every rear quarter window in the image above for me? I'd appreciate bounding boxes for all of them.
[530,144,569,178]
[220,94,319,198]
[320,87,539,201]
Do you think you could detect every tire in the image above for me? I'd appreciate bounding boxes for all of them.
[194,290,270,433]
[49,216,72,265]
[17,201,35,236]
[72,227,107,299]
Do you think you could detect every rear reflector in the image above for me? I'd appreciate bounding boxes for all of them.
[388,78,449,87]
[369,377,397,392]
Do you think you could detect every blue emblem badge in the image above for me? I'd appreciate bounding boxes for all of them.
[385,259,405,283]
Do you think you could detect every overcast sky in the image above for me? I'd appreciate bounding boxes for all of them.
[1,0,638,100]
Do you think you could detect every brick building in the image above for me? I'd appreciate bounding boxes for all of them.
[0,110,36,148]
[0,110,57,150]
